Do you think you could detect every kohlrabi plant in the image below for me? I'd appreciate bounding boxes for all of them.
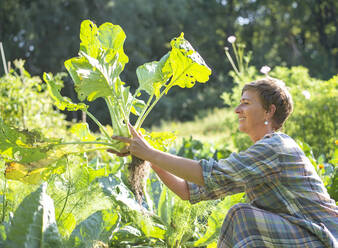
[0,20,211,202]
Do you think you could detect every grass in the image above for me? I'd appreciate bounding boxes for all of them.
[151,107,238,150]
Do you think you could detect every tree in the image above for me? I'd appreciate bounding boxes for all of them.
[1,0,337,127]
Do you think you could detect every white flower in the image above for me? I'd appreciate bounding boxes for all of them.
[302,90,311,99]
[260,65,271,74]
[227,36,236,44]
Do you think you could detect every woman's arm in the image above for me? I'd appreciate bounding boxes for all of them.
[150,163,190,200]
[111,124,205,186]
[145,148,205,186]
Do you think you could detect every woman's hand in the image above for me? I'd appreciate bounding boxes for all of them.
[108,123,154,161]
[108,123,204,186]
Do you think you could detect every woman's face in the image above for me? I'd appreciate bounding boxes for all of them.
[235,89,268,141]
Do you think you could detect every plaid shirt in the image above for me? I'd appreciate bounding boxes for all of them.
[188,133,338,247]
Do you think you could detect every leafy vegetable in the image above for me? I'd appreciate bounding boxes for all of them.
[5,183,63,248]
[68,209,120,248]
[43,19,211,199]
[51,20,211,149]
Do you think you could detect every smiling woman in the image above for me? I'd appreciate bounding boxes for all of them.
[110,77,338,247]
[235,78,293,142]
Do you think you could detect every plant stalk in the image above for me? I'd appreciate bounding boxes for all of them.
[135,93,154,130]
[0,42,8,75]
[232,43,240,72]
[128,88,141,117]
[55,141,114,146]
[224,49,240,76]
[57,157,71,221]
[85,110,114,143]
[136,64,193,129]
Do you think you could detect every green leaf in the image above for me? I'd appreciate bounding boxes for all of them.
[5,183,63,248]
[65,56,112,102]
[70,123,96,142]
[99,174,166,240]
[130,97,147,116]
[65,20,128,102]
[0,224,7,245]
[110,225,142,245]
[194,193,244,247]
[138,216,166,240]
[99,174,143,212]
[68,210,120,248]
[157,186,173,226]
[0,118,108,184]
[136,53,170,98]
[0,117,49,164]
[79,20,100,58]
[57,212,76,238]
[43,72,88,111]
[163,32,211,92]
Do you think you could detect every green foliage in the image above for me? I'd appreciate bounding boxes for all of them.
[2,0,337,127]
[174,136,232,161]
[67,209,119,248]
[298,140,338,201]
[5,183,63,248]
[0,19,211,185]
[271,68,337,158]
[46,19,211,152]
[194,193,245,247]
[0,60,69,136]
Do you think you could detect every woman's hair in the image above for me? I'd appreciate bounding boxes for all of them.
[242,77,293,130]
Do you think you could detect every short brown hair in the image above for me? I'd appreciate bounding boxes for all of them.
[242,77,293,130]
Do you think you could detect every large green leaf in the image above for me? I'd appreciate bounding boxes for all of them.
[68,209,120,248]
[0,118,107,184]
[65,20,128,102]
[110,225,143,246]
[65,56,112,102]
[5,183,63,248]
[163,33,211,92]
[99,173,144,212]
[43,72,88,111]
[99,174,166,241]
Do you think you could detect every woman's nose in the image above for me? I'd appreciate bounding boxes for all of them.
[235,105,241,114]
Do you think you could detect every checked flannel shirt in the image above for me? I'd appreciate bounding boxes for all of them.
[187,132,338,247]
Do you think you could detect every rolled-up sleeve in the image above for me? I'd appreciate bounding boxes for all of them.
[188,140,281,204]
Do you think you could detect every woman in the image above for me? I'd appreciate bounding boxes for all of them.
[110,78,338,247]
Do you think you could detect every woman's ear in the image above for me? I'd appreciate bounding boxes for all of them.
[268,104,276,118]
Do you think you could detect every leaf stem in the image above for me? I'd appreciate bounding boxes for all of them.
[105,97,115,128]
[136,91,162,129]
[224,49,240,76]
[57,157,71,221]
[55,141,115,147]
[135,93,154,130]
[232,43,240,72]
[85,110,113,142]
[136,64,193,129]
[238,44,244,73]
[127,88,141,117]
